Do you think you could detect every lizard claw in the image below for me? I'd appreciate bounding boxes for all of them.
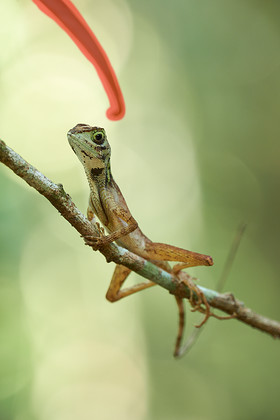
[83,235,107,250]
[82,223,107,250]
[177,273,236,328]
[95,222,105,236]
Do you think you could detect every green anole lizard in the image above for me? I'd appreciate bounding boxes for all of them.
[68,123,214,356]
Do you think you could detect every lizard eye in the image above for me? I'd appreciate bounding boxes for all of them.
[92,131,105,144]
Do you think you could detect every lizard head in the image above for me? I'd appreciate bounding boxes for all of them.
[67,124,111,165]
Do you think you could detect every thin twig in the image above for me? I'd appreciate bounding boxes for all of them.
[178,222,247,357]
[216,222,247,292]
[1,138,280,340]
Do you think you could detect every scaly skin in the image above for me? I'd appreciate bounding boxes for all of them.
[67,123,214,356]
[68,124,213,266]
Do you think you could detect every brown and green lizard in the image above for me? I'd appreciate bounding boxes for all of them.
[68,123,213,356]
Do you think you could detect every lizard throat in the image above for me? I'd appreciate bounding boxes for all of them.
[87,159,112,188]
[91,167,104,177]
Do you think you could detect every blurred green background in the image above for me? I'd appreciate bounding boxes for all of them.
[1,0,280,419]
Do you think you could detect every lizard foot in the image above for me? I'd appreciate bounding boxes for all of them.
[83,235,108,250]
[176,274,236,328]
[82,222,108,251]
[182,276,212,327]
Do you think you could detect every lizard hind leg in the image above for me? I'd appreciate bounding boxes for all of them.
[145,242,213,268]
[106,264,156,302]
[173,296,186,358]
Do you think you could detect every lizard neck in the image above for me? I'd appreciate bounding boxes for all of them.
[84,156,113,225]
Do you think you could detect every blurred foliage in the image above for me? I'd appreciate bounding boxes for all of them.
[0,0,280,419]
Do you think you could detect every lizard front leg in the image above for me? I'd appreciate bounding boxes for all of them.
[84,206,138,250]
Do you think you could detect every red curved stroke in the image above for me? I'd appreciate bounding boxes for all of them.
[32,0,125,120]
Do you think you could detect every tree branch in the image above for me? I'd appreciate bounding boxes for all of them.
[1,138,280,340]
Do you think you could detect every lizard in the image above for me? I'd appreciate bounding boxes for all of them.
[67,123,214,356]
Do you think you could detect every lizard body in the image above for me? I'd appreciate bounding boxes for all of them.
[68,123,213,265]
[68,123,213,356]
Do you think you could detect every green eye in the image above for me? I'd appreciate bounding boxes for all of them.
[93,131,105,144]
